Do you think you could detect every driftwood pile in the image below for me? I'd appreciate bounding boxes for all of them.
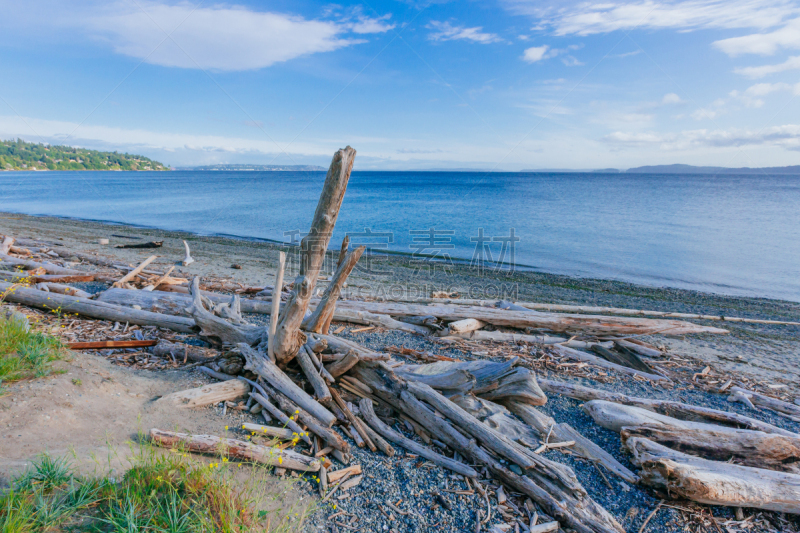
[3,146,800,532]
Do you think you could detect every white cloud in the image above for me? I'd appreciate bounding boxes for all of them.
[734,55,800,77]
[662,93,683,104]
[426,21,503,43]
[505,0,798,36]
[604,123,800,151]
[522,45,550,62]
[713,17,800,56]
[36,1,393,71]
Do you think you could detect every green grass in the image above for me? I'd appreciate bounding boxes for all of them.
[0,311,68,387]
[0,445,315,532]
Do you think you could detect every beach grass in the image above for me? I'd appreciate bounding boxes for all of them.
[0,309,68,388]
[1,443,313,533]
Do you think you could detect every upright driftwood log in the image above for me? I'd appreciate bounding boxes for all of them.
[267,251,286,362]
[303,245,365,333]
[628,438,800,513]
[150,429,319,472]
[539,378,799,437]
[273,147,356,364]
[0,282,195,332]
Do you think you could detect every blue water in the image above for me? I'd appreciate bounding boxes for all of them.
[2,170,799,302]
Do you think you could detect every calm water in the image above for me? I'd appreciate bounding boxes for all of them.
[2,170,799,302]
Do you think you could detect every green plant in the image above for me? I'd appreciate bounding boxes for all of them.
[0,312,68,386]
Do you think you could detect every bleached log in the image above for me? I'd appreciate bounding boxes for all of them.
[181,240,195,266]
[112,255,157,288]
[273,147,356,364]
[156,379,249,409]
[143,266,175,291]
[238,343,336,427]
[1,236,14,255]
[150,429,319,472]
[628,437,800,513]
[333,300,729,336]
[1,270,94,283]
[267,251,286,362]
[304,245,365,333]
[332,307,430,335]
[0,282,195,332]
[96,287,273,315]
[444,318,486,335]
[0,253,87,275]
[247,390,311,446]
[621,424,800,474]
[187,277,264,346]
[241,423,297,441]
[448,330,566,344]
[730,386,800,421]
[34,282,92,298]
[614,339,662,357]
[153,340,217,362]
[296,344,332,404]
[326,352,359,378]
[477,367,547,406]
[358,398,475,476]
[538,378,800,437]
[552,344,668,382]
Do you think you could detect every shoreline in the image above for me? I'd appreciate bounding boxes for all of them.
[2,209,795,305]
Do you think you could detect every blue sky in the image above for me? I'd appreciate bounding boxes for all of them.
[1,0,800,170]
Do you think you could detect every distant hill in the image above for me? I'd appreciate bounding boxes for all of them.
[626,164,800,175]
[520,168,621,173]
[0,139,167,171]
[176,164,326,171]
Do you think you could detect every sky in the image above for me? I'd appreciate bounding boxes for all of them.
[1,0,800,170]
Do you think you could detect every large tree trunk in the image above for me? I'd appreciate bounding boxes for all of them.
[273,147,356,363]
[0,282,196,332]
[628,437,800,514]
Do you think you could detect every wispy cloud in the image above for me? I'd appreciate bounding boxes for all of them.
[521,43,583,64]
[604,124,800,151]
[734,55,800,77]
[662,92,683,104]
[426,21,503,43]
[714,17,800,56]
[504,0,798,36]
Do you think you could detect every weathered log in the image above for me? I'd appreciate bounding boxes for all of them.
[96,287,273,315]
[296,344,332,404]
[181,240,195,266]
[356,413,395,457]
[0,282,196,332]
[332,300,728,336]
[0,253,87,275]
[198,366,236,381]
[304,245,365,333]
[395,359,517,396]
[730,386,800,421]
[352,363,623,533]
[68,340,158,349]
[443,318,486,336]
[358,398,475,476]
[326,351,359,378]
[1,270,94,283]
[447,330,566,344]
[628,437,800,513]
[112,255,157,288]
[143,266,175,291]
[538,378,799,437]
[241,423,298,441]
[590,344,653,374]
[0,236,14,255]
[552,345,668,382]
[267,251,286,362]
[238,344,336,427]
[150,429,319,472]
[247,390,311,445]
[156,380,249,408]
[614,339,662,358]
[187,278,264,346]
[153,340,217,362]
[273,147,356,363]
[308,332,390,361]
[34,282,92,298]
[333,307,431,335]
[476,367,547,406]
[503,401,639,484]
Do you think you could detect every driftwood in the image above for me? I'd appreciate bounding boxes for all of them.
[447,330,566,344]
[729,386,800,421]
[187,278,264,346]
[247,390,311,446]
[115,241,163,249]
[614,339,662,358]
[332,307,431,335]
[352,363,624,533]
[267,251,286,362]
[238,344,336,427]
[503,401,639,484]
[0,282,196,333]
[113,255,157,288]
[0,236,14,255]
[551,345,668,382]
[296,344,332,404]
[34,282,92,298]
[628,438,800,513]
[143,266,175,291]
[150,429,319,472]
[326,352,359,378]
[273,147,356,364]
[333,300,728,336]
[1,270,94,283]
[303,245,365,333]
[0,253,87,275]
[590,344,653,374]
[96,287,273,315]
[156,379,249,408]
[443,318,486,336]
[538,378,800,437]
[241,423,297,440]
[359,398,475,476]
[182,240,195,266]
[68,340,158,349]
[152,340,217,362]
[476,367,547,406]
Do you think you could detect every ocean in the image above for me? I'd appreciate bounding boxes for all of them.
[2,170,799,302]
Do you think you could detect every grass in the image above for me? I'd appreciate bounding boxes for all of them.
[0,443,316,532]
[0,309,69,388]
